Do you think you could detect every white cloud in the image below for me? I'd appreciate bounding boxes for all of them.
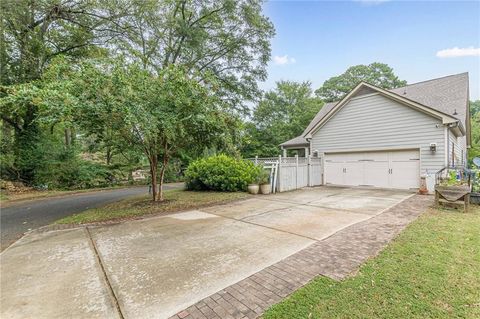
[273,55,296,65]
[353,0,390,5]
[436,46,480,58]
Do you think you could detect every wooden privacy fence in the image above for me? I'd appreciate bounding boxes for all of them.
[248,155,323,192]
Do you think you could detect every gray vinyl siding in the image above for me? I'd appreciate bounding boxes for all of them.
[310,93,446,175]
[448,130,467,166]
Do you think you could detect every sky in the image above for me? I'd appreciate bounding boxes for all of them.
[261,0,480,100]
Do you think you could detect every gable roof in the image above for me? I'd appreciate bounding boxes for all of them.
[280,73,470,148]
[390,72,470,144]
[279,101,337,147]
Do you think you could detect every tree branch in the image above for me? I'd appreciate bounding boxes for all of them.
[1,115,22,132]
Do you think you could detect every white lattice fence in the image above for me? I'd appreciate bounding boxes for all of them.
[248,155,323,192]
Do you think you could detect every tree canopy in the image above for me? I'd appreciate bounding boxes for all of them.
[468,100,480,163]
[242,81,323,157]
[1,0,274,194]
[112,0,275,113]
[315,62,407,102]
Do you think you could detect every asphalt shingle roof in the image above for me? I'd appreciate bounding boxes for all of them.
[280,73,469,148]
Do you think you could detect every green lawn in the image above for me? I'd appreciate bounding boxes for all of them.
[263,207,480,319]
[55,189,249,224]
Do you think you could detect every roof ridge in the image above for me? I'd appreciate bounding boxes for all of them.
[392,72,468,90]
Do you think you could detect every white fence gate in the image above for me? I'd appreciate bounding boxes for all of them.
[250,155,323,192]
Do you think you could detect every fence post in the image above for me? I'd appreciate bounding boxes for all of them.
[307,155,311,187]
[295,154,299,189]
[278,155,282,192]
[255,155,258,165]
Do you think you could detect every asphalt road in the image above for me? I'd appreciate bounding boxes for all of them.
[0,183,183,251]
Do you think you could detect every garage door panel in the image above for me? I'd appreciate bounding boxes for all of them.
[362,152,389,161]
[344,162,363,186]
[389,150,420,161]
[364,161,389,187]
[324,150,420,190]
[390,160,420,189]
[325,161,344,185]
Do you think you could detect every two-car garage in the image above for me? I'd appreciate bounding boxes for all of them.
[324,149,420,190]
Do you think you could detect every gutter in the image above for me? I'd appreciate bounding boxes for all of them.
[448,121,465,137]
[446,125,450,167]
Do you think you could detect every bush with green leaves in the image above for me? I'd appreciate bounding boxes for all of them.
[185,155,261,192]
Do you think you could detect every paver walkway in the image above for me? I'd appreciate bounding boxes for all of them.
[169,195,433,319]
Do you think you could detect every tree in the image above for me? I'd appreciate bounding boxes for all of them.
[113,0,275,113]
[0,0,125,183]
[0,72,79,183]
[0,0,274,188]
[74,60,234,201]
[1,0,125,84]
[470,100,480,117]
[242,81,323,157]
[468,100,480,163]
[315,63,407,102]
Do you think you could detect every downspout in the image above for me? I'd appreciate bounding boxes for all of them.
[446,125,450,168]
[447,121,461,168]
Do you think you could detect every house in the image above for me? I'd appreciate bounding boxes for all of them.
[280,73,470,193]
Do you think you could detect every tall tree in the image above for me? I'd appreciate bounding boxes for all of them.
[468,100,480,163]
[113,0,275,113]
[470,100,480,117]
[315,62,407,102]
[242,81,323,157]
[73,60,233,201]
[0,0,125,183]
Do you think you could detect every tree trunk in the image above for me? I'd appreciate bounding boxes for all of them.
[158,155,169,202]
[13,104,40,184]
[64,128,71,147]
[106,145,112,165]
[149,154,158,201]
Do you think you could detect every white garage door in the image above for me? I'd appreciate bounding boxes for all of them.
[325,150,420,189]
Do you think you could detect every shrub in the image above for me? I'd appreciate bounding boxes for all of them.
[257,169,270,185]
[185,154,261,192]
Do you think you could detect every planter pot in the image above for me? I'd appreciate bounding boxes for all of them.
[435,184,471,202]
[247,184,259,195]
[260,183,271,195]
[470,192,480,204]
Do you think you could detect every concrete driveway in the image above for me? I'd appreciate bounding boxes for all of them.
[0,187,413,319]
[1,183,184,250]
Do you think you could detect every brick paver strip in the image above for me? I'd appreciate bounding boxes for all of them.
[169,194,433,319]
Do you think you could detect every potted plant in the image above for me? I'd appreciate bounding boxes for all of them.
[247,166,261,195]
[247,183,259,195]
[258,169,271,194]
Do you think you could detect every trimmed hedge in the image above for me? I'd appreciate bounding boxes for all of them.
[185,155,261,192]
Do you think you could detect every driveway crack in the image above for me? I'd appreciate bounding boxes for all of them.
[85,227,125,319]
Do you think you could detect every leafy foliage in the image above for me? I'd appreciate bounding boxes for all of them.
[185,155,261,191]
[112,0,275,113]
[315,62,407,102]
[257,169,270,185]
[242,81,323,157]
[1,0,274,193]
[469,100,480,117]
[468,100,480,163]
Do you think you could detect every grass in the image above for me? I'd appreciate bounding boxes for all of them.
[0,191,9,201]
[263,206,480,319]
[55,189,249,224]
